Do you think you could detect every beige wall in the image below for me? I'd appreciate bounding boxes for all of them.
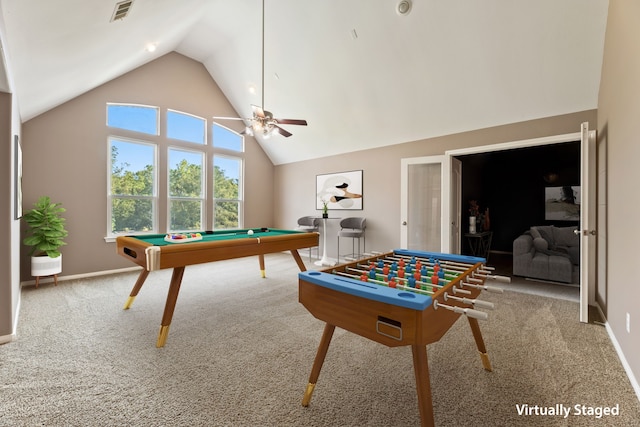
[274,111,596,257]
[598,0,640,392]
[21,53,274,279]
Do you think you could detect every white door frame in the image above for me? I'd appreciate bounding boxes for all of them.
[445,129,593,321]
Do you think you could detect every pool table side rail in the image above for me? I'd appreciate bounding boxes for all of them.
[117,232,319,271]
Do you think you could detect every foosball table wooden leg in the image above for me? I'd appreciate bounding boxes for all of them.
[467,317,493,371]
[411,345,435,427]
[302,323,336,407]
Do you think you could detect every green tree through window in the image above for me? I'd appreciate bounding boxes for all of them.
[169,149,204,231]
[110,142,155,233]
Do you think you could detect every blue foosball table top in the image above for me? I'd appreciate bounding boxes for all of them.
[298,249,486,311]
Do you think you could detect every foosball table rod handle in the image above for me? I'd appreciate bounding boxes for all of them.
[478,273,511,283]
[433,300,489,320]
[462,281,505,294]
[444,292,495,310]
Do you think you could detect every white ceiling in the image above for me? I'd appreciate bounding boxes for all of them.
[0,0,609,165]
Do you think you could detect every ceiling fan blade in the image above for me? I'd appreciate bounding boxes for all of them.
[274,125,292,137]
[274,118,307,126]
[212,116,247,121]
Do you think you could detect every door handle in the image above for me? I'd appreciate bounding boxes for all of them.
[402,221,407,226]
[575,229,596,236]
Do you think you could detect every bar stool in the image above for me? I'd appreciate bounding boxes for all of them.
[297,216,320,261]
[337,217,366,262]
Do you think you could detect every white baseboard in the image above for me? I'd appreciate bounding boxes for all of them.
[601,304,640,403]
[0,332,16,345]
[20,266,142,287]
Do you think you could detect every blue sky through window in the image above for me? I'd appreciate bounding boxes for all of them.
[168,111,205,144]
[213,123,242,151]
[214,156,240,180]
[107,104,158,135]
[111,139,154,173]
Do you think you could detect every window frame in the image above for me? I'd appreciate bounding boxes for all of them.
[105,104,246,240]
[107,136,158,237]
[167,146,206,232]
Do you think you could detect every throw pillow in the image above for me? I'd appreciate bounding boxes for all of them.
[530,227,542,240]
[533,237,549,252]
[537,226,555,247]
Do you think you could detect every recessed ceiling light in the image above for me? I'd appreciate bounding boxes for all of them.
[145,43,157,53]
[248,84,256,94]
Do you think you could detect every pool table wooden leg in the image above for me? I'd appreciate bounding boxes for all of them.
[302,323,335,407]
[412,344,435,427]
[156,266,185,348]
[123,269,150,309]
[467,317,492,371]
[258,254,266,278]
[291,250,307,272]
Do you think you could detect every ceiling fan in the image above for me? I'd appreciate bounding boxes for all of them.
[213,0,307,138]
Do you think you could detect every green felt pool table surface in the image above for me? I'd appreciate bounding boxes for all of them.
[136,228,302,246]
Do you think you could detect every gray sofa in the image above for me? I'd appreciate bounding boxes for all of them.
[512,225,580,283]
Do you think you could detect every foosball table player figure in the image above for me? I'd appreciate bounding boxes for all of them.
[298,249,509,427]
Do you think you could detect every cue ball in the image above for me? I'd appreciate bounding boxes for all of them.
[247,230,254,235]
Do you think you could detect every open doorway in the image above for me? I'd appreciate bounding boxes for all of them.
[445,127,598,321]
[454,141,581,279]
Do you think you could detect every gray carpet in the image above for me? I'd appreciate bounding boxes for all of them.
[2,253,639,426]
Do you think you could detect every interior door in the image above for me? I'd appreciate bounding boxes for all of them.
[400,156,445,251]
[449,157,462,254]
[580,122,597,323]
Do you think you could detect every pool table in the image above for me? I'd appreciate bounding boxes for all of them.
[116,228,319,347]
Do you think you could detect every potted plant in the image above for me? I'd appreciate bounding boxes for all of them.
[321,201,329,218]
[22,196,68,282]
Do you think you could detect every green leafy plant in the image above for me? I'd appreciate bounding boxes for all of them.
[322,201,329,216]
[22,196,68,258]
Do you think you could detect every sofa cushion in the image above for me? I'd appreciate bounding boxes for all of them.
[554,226,579,247]
[548,255,573,283]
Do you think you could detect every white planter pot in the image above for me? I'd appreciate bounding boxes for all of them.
[31,254,62,277]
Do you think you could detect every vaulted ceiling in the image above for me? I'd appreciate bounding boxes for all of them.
[0,0,609,164]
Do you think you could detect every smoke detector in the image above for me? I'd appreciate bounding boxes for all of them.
[396,0,412,16]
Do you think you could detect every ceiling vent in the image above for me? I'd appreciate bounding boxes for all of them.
[111,0,134,22]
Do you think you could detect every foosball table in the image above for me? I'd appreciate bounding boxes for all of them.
[298,249,507,427]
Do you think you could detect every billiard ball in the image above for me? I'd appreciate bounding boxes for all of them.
[247,229,254,235]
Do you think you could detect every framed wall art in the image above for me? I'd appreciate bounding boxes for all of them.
[545,185,580,221]
[316,170,363,211]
